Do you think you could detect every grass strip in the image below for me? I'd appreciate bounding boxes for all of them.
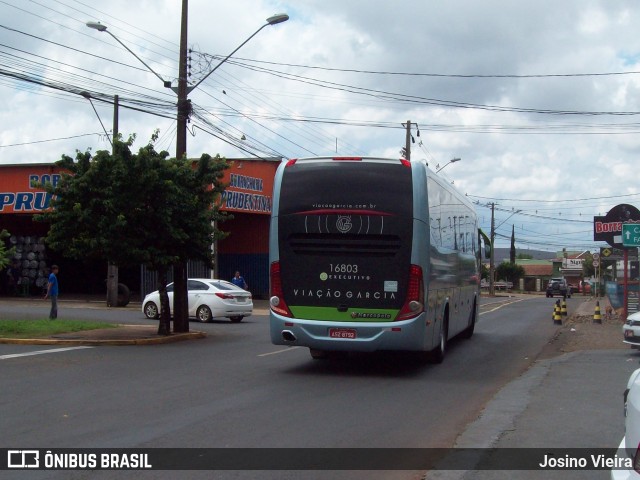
[0,319,117,338]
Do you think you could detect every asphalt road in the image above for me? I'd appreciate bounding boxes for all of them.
[0,295,585,480]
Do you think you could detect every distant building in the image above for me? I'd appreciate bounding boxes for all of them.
[490,248,591,293]
[517,259,553,292]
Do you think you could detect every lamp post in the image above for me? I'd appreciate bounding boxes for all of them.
[489,207,522,296]
[79,91,120,307]
[86,22,172,88]
[87,3,288,329]
[435,157,461,173]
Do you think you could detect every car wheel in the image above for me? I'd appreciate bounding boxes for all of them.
[229,316,243,323]
[196,305,212,323]
[143,301,159,319]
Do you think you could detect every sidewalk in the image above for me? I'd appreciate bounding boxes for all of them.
[426,294,633,479]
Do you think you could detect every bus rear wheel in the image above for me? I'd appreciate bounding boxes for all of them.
[461,301,476,339]
[430,318,448,364]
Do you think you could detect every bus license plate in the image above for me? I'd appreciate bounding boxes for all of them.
[329,328,357,339]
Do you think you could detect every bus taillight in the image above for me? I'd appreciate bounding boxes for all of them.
[270,261,292,317]
[395,264,424,321]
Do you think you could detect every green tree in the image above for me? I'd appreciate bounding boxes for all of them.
[481,262,489,280]
[582,253,595,278]
[510,225,516,264]
[0,229,16,269]
[496,262,525,286]
[35,134,229,334]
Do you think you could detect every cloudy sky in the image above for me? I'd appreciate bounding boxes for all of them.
[2,0,640,251]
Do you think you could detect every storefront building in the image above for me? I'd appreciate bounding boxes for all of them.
[0,158,280,299]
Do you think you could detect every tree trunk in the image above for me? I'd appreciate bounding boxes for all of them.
[173,261,189,333]
[106,262,118,307]
[157,266,171,336]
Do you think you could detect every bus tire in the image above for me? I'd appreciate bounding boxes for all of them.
[116,283,130,307]
[430,318,448,364]
[461,301,476,339]
[310,348,328,360]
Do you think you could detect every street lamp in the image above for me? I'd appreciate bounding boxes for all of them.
[85,22,172,88]
[435,157,461,173]
[190,14,289,91]
[86,12,288,93]
[79,91,113,147]
[489,207,522,296]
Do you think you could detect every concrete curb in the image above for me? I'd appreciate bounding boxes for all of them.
[0,325,207,346]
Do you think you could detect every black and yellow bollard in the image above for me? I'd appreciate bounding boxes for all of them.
[554,300,563,325]
[561,298,568,317]
[593,301,602,324]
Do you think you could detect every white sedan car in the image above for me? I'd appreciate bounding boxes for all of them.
[612,368,640,479]
[623,312,640,347]
[142,278,252,323]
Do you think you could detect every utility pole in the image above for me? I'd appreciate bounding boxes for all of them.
[173,0,190,333]
[106,95,119,307]
[489,202,496,296]
[404,120,411,159]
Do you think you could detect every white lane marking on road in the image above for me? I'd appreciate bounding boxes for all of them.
[0,346,94,360]
[479,297,529,316]
[258,346,301,357]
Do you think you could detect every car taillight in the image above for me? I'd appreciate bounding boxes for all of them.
[215,293,235,299]
[270,261,292,317]
[395,264,424,321]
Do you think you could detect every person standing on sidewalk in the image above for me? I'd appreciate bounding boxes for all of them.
[231,271,248,290]
[44,265,59,319]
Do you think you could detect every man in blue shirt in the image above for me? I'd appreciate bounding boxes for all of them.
[44,265,59,319]
[231,271,248,290]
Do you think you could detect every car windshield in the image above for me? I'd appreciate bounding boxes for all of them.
[156,279,247,294]
[208,280,245,292]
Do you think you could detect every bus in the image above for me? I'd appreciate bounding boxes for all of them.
[269,156,483,362]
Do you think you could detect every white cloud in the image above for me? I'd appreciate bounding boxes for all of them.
[1,0,639,250]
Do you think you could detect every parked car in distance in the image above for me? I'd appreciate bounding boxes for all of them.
[623,311,640,348]
[142,278,252,323]
[611,367,640,479]
[546,277,570,298]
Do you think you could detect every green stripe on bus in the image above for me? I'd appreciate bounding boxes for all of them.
[289,306,400,322]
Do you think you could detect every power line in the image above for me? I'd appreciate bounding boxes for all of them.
[467,192,640,203]
[0,132,103,147]
[221,55,640,80]
[223,58,640,117]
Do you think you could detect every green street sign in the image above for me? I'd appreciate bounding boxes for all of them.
[622,223,640,247]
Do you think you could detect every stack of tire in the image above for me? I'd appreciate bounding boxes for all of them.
[9,235,49,294]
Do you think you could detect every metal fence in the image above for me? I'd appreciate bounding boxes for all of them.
[139,260,213,298]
